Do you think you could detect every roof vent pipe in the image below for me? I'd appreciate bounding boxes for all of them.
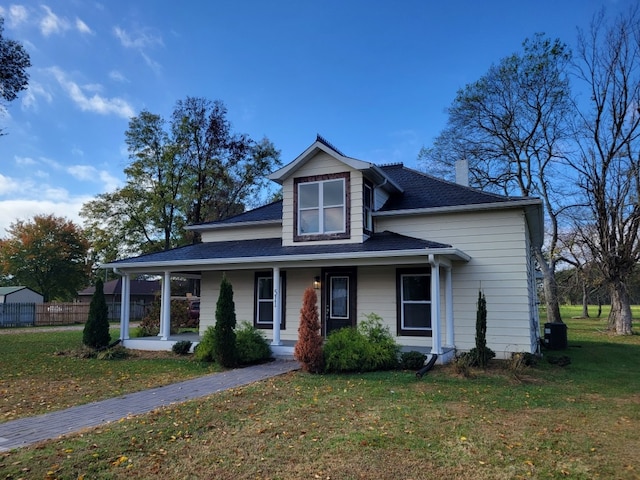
[455,159,469,187]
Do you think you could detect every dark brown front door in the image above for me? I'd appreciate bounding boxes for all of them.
[321,267,357,336]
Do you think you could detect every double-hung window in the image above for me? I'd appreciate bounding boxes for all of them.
[254,272,286,329]
[294,173,349,240]
[363,181,373,234]
[396,268,431,336]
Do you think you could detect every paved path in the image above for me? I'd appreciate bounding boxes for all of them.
[0,359,300,452]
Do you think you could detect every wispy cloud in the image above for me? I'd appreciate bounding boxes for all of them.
[48,66,135,119]
[39,5,70,36]
[0,173,22,196]
[113,26,163,49]
[21,82,54,110]
[68,165,121,192]
[113,25,163,74]
[75,17,93,35]
[109,70,129,83]
[2,5,29,27]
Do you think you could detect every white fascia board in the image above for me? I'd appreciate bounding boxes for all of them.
[103,247,470,273]
[185,219,281,232]
[373,198,543,218]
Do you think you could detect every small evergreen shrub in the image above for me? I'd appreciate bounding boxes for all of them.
[475,290,492,368]
[236,322,272,365]
[400,350,426,370]
[213,276,237,367]
[172,340,193,355]
[194,326,217,362]
[83,278,111,349]
[294,287,324,373]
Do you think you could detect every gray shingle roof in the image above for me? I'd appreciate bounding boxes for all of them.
[110,231,450,266]
[377,163,518,211]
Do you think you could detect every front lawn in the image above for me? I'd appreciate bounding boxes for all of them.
[1,316,639,479]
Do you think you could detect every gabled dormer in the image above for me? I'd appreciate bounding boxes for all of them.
[268,135,402,246]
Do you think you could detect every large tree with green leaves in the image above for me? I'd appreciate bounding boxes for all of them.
[420,34,574,324]
[571,7,640,335]
[0,214,90,301]
[1,17,31,136]
[81,98,280,261]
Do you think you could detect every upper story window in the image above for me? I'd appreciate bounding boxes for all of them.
[363,181,373,234]
[294,173,350,241]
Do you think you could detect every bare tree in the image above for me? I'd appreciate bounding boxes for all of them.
[420,34,575,324]
[571,7,640,335]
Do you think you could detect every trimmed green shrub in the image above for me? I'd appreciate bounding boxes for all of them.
[324,313,400,373]
[236,322,272,365]
[400,350,426,370]
[83,278,111,349]
[194,326,217,362]
[172,340,193,355]
[475,290,493,368]
[213,276,237,367]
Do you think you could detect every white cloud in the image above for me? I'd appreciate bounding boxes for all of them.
[21,82,54,110]
[113,26,163,49]
[14,156,37,167]
[75,17,92,35]
[0,173,22,195]
[0,197,90,236]
[67,165,122,192]
[39,5,70,36]
[4,5,29,27]
[109,70,129,83]
[48,66,135,119]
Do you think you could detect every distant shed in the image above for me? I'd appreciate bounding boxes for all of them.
[0,286,44,304]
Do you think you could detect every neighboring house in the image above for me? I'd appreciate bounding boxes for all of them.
[78,279,160,320]
[103,136,543,361]
[0,286,43,304]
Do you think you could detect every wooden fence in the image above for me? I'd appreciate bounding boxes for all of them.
[0,302,149,328]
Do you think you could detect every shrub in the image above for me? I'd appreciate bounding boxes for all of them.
[172,340,193,355]
[294,287,324,373]
[213,276,237,367]
[236,322,272,365]
[83,278,111,349]
[139,298,190,336]
[194,326,216,362]
[96,346,129,360]
[324,326,370,373]
[324,313,399,373]
[475,290,492,368]
[400,350,426,370]
[358,313,399,371]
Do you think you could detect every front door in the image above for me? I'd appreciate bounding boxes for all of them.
[322,267,357,336]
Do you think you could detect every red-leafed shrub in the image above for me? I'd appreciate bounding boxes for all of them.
[294,287,324,373]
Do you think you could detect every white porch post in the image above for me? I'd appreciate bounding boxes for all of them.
[444,265,454,348]
[119,274,131,340]
[271,266,282,346]
[160,271,171,340]
[429,255,442,355]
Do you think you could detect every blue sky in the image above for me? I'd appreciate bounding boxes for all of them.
[0,0,630,234]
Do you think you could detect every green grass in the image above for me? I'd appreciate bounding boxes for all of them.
[1,313,639,479]
[0,329,220,422]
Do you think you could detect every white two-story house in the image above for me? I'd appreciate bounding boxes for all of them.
[104,136,543,362]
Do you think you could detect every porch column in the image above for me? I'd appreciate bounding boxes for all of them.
[160,271,171,340]
[444,265,454,348]
[429,255,442,355]
[119,274,131,340]
[271,266,282,346]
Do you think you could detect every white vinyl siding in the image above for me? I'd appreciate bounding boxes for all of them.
[200,224,282,243]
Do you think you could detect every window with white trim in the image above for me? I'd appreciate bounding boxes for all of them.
[396,268,431,336]
[298,178,345,235]
[363,181,373,233]
[254,272,286,329]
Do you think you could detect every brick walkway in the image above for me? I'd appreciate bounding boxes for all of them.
[0,360,300,452]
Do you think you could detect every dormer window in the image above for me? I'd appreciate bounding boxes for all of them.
[294,173,350,241]
[364,181,373,234]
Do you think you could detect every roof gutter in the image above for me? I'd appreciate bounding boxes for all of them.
[373,198,543,218]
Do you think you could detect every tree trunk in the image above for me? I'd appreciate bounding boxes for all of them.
[534,248,563,323]
[581,282,589,318]
[608,281,633,335]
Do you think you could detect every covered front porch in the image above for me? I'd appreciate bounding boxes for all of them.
[107,233,470,365]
